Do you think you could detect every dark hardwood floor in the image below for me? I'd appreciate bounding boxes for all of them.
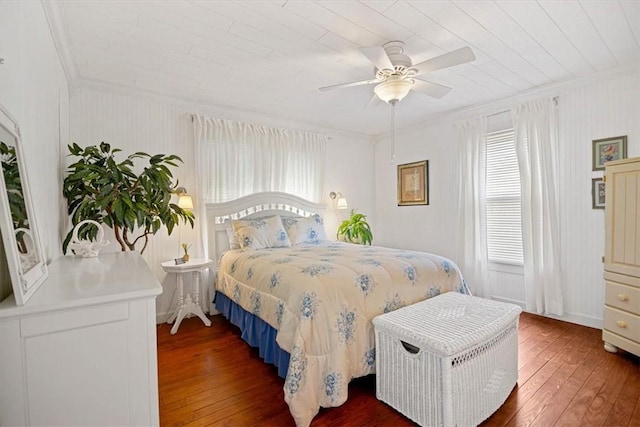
[157,312,640,427]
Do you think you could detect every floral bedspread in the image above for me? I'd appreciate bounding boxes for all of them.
[216,241,468,427]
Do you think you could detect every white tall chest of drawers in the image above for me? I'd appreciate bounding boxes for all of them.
[0,252,162,426]
[603,157,640,357]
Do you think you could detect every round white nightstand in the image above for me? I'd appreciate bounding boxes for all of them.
[161,258,213,335]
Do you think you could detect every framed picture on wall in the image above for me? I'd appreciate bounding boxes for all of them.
[592,135,627,171]
[592,177,605,209]
[397,160,428,206]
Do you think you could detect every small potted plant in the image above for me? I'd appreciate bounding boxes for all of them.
[181,243,191,262]
[337,209,373,245]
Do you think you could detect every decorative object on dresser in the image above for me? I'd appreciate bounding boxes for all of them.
[336,209,373,245]
[592,135,627,171]
[397,160,429,206]
[0,252,162,426]
[62,142,195,254]
[373,292,522,427]
[161,258,213,335]
[603,157,640,357]
[0,104,48,305]
[67,219,109,257]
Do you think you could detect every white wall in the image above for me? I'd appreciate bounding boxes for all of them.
[0,1,69,264]
[70,87,375,320]
[374,66,640,328]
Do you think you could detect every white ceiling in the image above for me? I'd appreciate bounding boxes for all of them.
[52,0,640,136]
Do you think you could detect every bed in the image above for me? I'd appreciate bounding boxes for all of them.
[206,192,468,427]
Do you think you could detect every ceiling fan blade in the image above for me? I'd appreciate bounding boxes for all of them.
[412,79,452,99]
[413,46,476,75]
[319,78,380,92]
[360,46,394,71]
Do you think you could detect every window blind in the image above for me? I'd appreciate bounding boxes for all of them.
[485,128,524,265]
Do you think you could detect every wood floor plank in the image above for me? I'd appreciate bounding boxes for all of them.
[582,347,636,425]
[553,347,621,427]
[481,322,586,426]
[528,329,608,427]
[158,312,640,427]
[501,327,601,426]
[604,360,640,427]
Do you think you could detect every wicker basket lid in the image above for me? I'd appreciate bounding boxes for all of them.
[372,292,522,356]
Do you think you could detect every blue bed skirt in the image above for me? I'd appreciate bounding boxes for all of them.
[214,291,290,378]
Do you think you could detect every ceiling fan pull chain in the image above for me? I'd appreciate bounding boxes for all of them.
[390,103,396,163]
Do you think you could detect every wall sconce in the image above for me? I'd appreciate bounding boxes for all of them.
[329,191,348,210]
[175,187,194,210]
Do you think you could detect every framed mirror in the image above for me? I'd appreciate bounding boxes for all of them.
[0,104,47,305]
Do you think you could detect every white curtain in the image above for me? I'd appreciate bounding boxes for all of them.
[193,115,327,203]
[512,97,563,315]
[192,115,326,313]
[455,116,489,297]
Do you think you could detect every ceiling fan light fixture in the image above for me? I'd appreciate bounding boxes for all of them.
[374,79,413,104]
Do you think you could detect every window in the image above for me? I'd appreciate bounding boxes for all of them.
[485,128,524,265]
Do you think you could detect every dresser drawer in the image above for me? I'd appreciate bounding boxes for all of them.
[605,281,640,314]
[604,306,639,343]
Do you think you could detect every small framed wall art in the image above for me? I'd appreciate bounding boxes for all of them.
[397,160,428,206]
[592,177,605,209]
[592,135,627,171]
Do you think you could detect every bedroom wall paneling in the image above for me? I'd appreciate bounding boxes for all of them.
[374,120,459,260]
[374,67,640,329]
[556,70,639,327]
[70,87,375,322]
[0,0,69,263]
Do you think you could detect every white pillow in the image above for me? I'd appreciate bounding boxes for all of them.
[224,219,240,250]
[233,215,291,250]
[282,214,327,245]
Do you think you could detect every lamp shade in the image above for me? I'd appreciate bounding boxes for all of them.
[336,197,348,209]
[374,79,413,104]
[178,194,194,210]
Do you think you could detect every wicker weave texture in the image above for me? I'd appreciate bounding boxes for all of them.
[373,292,521,426]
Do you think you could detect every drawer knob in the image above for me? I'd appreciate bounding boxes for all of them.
[616,320,628,329]
[617,294,629,302]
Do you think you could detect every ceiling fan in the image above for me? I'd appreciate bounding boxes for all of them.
[319,41,476,105]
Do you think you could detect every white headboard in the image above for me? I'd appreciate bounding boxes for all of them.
[206,192,327,263]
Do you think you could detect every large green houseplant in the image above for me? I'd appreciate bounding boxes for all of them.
[337,209,373,245]
[62,142,194,254]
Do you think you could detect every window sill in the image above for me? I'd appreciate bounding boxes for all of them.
[488,262,524,275]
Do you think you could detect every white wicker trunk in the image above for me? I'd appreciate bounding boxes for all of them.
[373,292,522,427]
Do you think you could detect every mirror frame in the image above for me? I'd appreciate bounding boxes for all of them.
[0,104,48,305]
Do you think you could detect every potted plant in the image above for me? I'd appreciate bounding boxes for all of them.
[62,142,195,254]
[337,209,373,245]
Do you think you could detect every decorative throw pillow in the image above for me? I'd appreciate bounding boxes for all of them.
[282,214,327,245]
[226,215,273,250]
[233,215,291,250]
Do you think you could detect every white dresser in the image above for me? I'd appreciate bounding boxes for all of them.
[603,157,640,357]
[0,251,162,426]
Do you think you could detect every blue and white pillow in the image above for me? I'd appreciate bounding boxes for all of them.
[282,214,328,245]
[233,215,291,250]
[226,216,272,249]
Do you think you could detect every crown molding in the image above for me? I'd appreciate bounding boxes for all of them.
[41,0,77,81]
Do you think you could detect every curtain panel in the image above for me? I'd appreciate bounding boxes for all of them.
[193,115,327,204]
[512,97,563,316]
[455,116,489,297]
